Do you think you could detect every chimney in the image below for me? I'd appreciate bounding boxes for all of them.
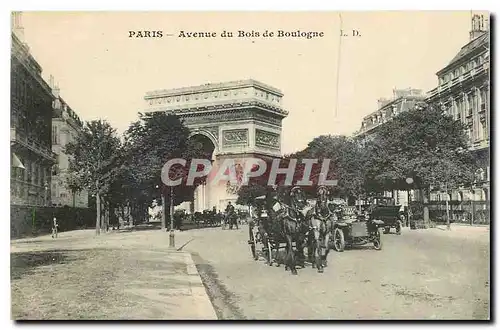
[377,98,389,109]
[52,82,60,98]
[470,14,488,40]
[12,12,25,42]
[49,75,54,89]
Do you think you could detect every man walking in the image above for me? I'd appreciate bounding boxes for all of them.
[52,217,58,238]
[225,202,237,229]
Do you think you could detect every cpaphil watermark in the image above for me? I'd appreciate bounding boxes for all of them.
[161,158,338,187]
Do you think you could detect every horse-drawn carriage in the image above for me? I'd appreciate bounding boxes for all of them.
[248,195,273,264]
[222,211,239,230]
[247,185,387,275]
[248,188,311,274]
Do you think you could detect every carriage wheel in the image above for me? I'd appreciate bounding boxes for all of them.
[267,240,273,266]
[373,230,383,250]
[249,232,258,260]
[333,228,345,252]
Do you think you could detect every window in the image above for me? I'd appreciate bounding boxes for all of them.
[33,163,39,185]
[478,121,485,141]
[52,125,58,144]
[26,160,31,184]
[467,94,473,115]
[41,166,45,186]
[480,88,487,110]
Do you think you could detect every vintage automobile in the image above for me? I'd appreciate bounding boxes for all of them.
[367,197,404,235]
[330,204,384,251]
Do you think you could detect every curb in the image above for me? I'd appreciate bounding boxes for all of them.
[182,252,218,320]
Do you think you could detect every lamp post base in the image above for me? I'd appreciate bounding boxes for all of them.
[168,230,175,249]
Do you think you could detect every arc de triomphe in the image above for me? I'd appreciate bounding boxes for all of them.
[144,79,288,212]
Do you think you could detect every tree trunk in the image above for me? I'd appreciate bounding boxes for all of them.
[104,200,109,232]
[161,192,166,230]
[100,197,105,232]
[96,192,101,235]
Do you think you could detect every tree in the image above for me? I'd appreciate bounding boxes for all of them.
[366,103,476,191]
[236,183,267,207]
[123,112,208,229]
[65,171,84,207]
[65,120,121,235]
[293,135,367,199]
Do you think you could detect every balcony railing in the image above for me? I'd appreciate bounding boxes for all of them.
[10,127,57,162]
[428,65,488,99]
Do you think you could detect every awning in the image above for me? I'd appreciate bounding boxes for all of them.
[12,153,25,169]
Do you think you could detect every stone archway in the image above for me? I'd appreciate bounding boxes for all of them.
[188,130,219,156]
[183,133,217,213]
[145,79,288,212]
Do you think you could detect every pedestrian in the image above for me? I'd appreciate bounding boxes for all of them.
[52,217,58,239]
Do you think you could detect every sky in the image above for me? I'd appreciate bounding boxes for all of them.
[18,11,482,154]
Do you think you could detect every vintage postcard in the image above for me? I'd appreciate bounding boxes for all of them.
[10,11,490,320]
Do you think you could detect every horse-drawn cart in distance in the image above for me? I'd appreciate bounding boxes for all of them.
[368,197,404,235]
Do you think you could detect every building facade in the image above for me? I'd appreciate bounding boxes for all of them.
[354,88,426,142]
[426,14,490,206]
[352,15,490,223]
[10,21,56,206]
[50,78,89,208]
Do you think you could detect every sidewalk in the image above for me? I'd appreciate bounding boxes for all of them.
[11,229,217,320]
[403,224,490,241]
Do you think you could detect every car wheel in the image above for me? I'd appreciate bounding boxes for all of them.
[373,230,382,250]
[333,228,345,252]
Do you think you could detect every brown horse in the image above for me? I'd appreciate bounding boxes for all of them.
[307,186,334,273]
[275,186,310,275]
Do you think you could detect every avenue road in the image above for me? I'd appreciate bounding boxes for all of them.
[178,225,490,320]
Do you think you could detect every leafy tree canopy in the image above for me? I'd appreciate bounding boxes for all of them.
[364,103,477,192]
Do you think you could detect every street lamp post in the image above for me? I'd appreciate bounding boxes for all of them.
[156,184,166,230]
[169,186,175,249]
[444,183,451,230]
[405,177,414,227]
[470,185,475,226]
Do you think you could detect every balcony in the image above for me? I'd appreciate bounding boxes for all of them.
[11,127,57,163]
[470,139,489,152]
[428,66,488,99]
